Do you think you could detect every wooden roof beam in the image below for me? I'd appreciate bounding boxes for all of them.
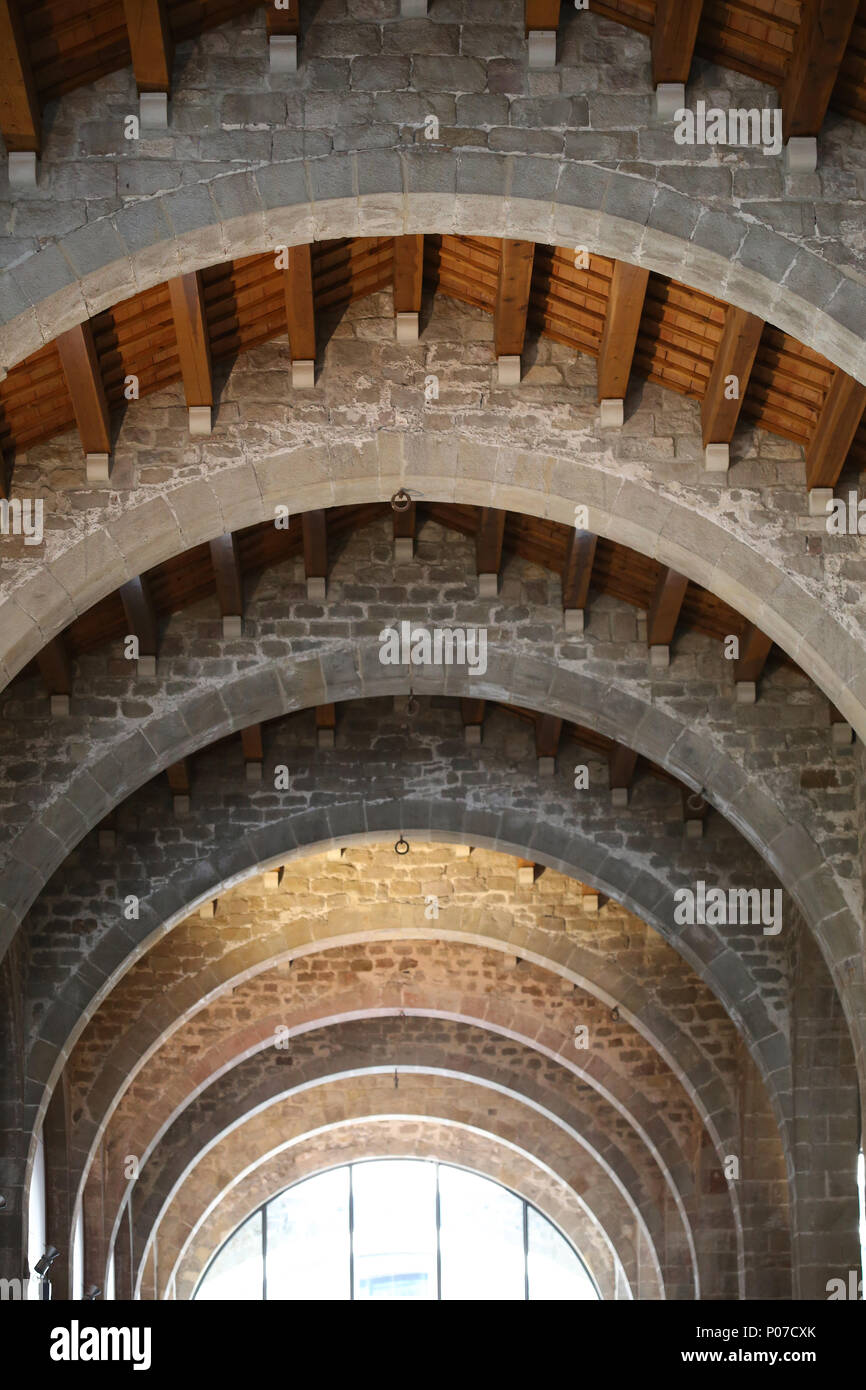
[461,698,486,747]
[782,0,860,158]
[805,369,866,493]
[651,0,705,86]
[646,567,689,665]
[284,244,317,388]
[0,0,40,183]
[168,271,213,435]
[562,529,597,633]
[209,532,244,636]
[393,235,424,343]
[56,322,112,482]
[241,723,263,783]
[609,743,638,806]
[701,306,764,471]
[122,0,173,115]
[316,702,337,748]
[596,261,650,427]
[733,623,773,702]
[535,714,563,774]
[494,239,535,383]
[392,496,416,562]
[167,759,190,814]
[37,638,73,711]
[476,507,506,597]
[268,0,300,73]
[119,574,159,673]
[302,510,328,599]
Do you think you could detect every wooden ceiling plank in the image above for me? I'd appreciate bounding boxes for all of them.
[119,574,159,656]
[168,271,213,408]
[0,0,41,153]
[805,369,866,489]
[734,622,774,683]
[393,235,424,315]
[494,239,536,358]
[56,321,111,456]
[461,698,486,726]
[701,306,764,444]
[562,529,597,611]
[284,244,317,364]
[209,532,243,618]
[36,636,72,696]
[646,567,689,648]
[476,507,507,577]
[652,0,706,84]
[782,0,861,139]
[596,261,650,404]
[267,0,300,35]
[525,0,561,32]
[315,703,337,729]
[166,759,190,794]
[393,498,416,541]
[121,0,173,92]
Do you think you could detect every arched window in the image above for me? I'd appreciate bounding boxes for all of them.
[194,1158,600,1301]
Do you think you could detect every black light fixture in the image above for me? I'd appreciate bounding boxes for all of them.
[83,1285,102,1300]
[610,1006,620,1022]
[394,835,410,856]
[34,1246,60,1277]
[0,1193,7,1210]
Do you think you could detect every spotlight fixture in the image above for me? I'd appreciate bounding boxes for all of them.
[686,789,705,814]
[34,1246,60,1277]
[83,1285,102,1300]
[610,1006,620,1022]
[394,835,410,856]
[0,1193,7,1210]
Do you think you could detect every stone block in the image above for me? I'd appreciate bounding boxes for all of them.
[497,354,521,386]
[49,695,70,717]
[325,847,345,861]
[685,818,704,839]
[137,656,157,678]
[537,755,555,778]
[245,761,263,784]
[655,83,685,120]
[527,31,556,70]
[140,92,168,129]
[705,443,729,473]
[516,865,535,887]
[396,311,420,343]
[317,727,336,749]
[454,845,472,858]
[464,723,482,746]
[599,398,623,428]
[736,681,756,705]
[831,721,853,747]
[808,487,833,518]
[582,894,599,915]
[222,616,243,639]
[86,453,111,484]
[173,794,190,819]
[8,152,37,189]
[611,786,628,808]
[563,608,585,635]
[199,900,217,919]
[478,572,498,598]
[263,868,283,891]
[292,359,315,389]
[306,577,326,600]
[270,35,298,73]
[188,406,212,436]
[784,138,817,174]
[98,829,117,852]
[394,537,414,563]
[400,0,427,13]
[649,644,670,669]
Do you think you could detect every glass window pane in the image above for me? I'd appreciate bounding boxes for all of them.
[527,1206,598,1300]
[195,1209,262,1300]
[439,1165,525,1301]
[352,1159,437,1300]
[266,1167,350,1300]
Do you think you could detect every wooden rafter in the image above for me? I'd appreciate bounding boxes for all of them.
[562,530,597,610]
[535,714,563,759]
[525,0,560,33]
[804,369,866,489]
[166,760,190,794]
[476,508,506,576]
[56,323,111,456]
[701,307,764,446]
[119,575,158,656]
[461,699,486,727]
[651,0,705,86]
[36,637,72,696]
[734,624,773,684]
[782,0,861,140]
[316,703,337,730]
[646,568,689,648]
[209,533,243,618]
[596,262,650,403]
[393,235,424,316]
[609,743,638,789]
[121,0,173,94]
[393,499,416,541]
[267,0,300,36]
[284,244,316,363]
[241,724,263,762]
[494,240,535,358]
[302,510,328,579]
[0,0,40,153]
[168,272,213,409]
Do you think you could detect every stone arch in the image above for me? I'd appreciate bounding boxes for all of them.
[171,1115,636,1302]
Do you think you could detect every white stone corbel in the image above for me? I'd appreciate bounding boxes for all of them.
[527,31,556,69]
[269,35,298,72]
